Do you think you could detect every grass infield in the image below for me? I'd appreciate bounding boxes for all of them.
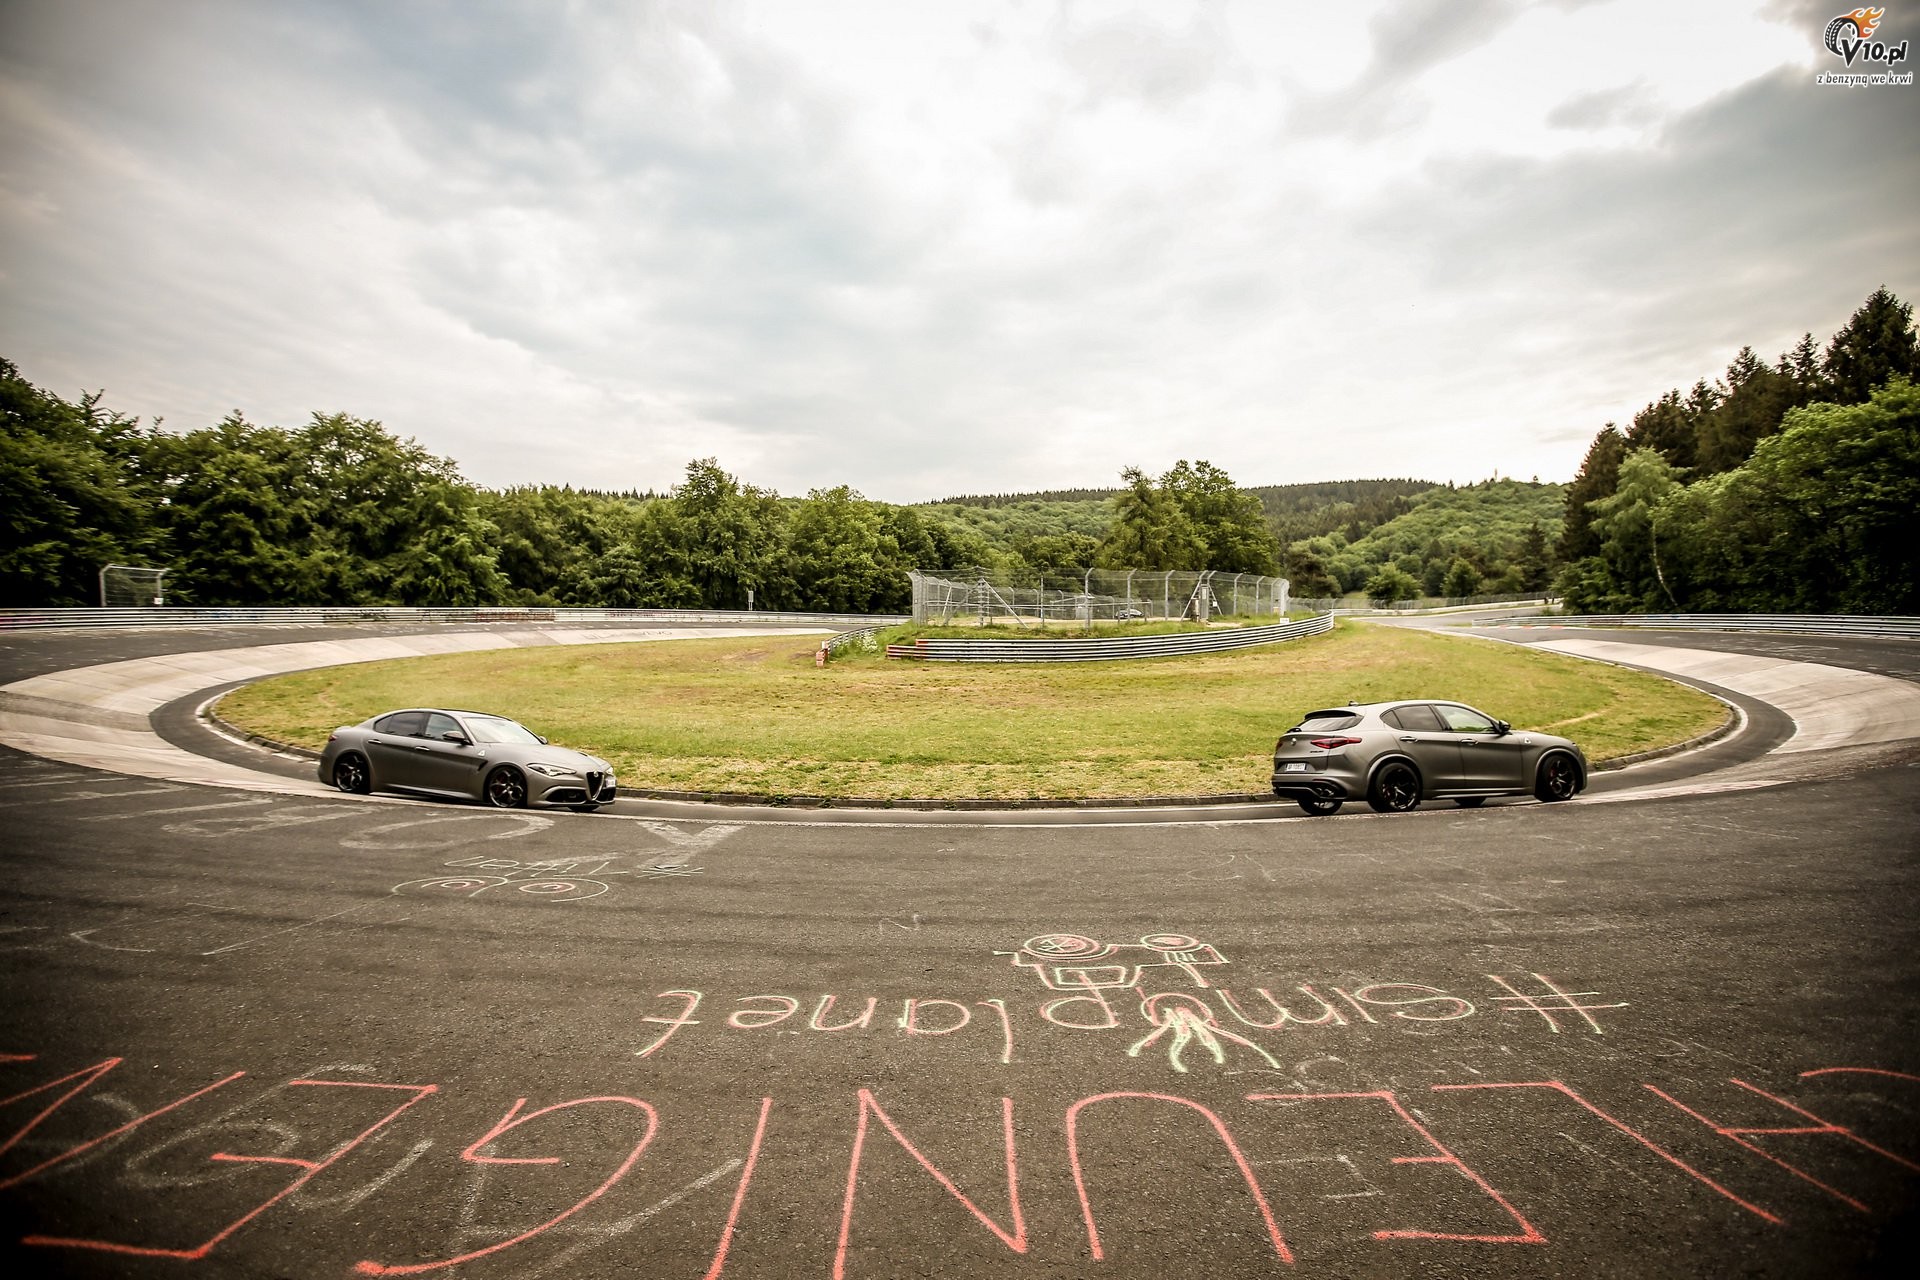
[221,621,1725,801]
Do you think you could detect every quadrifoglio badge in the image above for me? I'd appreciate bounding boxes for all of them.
[1817,7,1913,84]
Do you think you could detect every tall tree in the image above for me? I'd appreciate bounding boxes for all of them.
[1559,426,1628,562]
[1094,466,1207,570]
[0,362,162,605]
[1822,286,1920,403]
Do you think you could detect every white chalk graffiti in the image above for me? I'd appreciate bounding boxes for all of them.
[1000,933,1228,992]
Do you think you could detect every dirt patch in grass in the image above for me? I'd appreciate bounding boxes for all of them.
[221,621,1725,800]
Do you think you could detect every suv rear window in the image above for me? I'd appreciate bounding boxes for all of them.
[1384,704,1445,732]
[1291,710,1361,732]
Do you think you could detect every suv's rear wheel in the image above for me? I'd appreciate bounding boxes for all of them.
[1367,760,1422,813]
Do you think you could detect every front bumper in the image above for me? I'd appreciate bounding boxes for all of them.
[528,770,618,807]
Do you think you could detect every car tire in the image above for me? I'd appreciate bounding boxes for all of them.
[1534,752,1580,802]
[1367,760,1422,813]
[1297,796,1343,816]
[332,752,372,795]
[1453,796,1487,808]
[485,765,528,809]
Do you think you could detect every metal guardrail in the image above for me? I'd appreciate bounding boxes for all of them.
[884,613,1335,662]
[0,606,907,632]
[1496,613,1920,640]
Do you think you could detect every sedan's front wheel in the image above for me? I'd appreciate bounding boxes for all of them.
[1534,752,1581,802]
[485,766,528,809]
[332,753,372,795]
[1367,760,1422,813]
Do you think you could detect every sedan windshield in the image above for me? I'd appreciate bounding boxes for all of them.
[462,715,543,745]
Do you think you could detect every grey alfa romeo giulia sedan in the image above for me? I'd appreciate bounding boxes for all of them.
[319,708,617,811]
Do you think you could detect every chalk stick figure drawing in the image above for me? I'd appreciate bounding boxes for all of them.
[1000,932,1228,991]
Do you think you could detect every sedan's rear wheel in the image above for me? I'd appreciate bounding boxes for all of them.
[1297,796,1343,816]
[485,765,528,809]
[332,753,372,795]
[1534,752,1580,802]
[1367,760,1422,813]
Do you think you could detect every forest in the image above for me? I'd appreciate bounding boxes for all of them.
[3,289,1914,614]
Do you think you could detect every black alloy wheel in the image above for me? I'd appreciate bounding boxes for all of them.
[485,766,528,809]
[1367,760,1422,813]
[1297,796,1343,816]
[332,753,372,795]
[1534,753,1580,802]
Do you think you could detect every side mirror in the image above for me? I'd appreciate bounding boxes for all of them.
[1493,720,1511,736]
[441,732,471,746]
[536,734,549,745]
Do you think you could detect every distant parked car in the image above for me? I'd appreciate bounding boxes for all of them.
[1115,606,1146,619]
[319,708,616,811]
[1271,700,1586,816]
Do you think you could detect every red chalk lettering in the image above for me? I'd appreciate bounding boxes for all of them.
[1646,1075,1920,1215]
[899,999,971,1036]
[354,1094,657,1276]
[1217,985,1347,1030]
[811,995,879,1032]
[0,1056,123,1162]
[0,1065,246,1191]
[1247,1090,1543,1243]
[835,1091,1025,1280]
[1351,983,1475,1022]
[635,990,703,1058]
[1039,973,1122,1030]
[1064,1092,1291,1263]
[28,1078,435,1261]
[701,1098,774,1280]
[1434,1080,1783,1224]
[727,995,800,1030]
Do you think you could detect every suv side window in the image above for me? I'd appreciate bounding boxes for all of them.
[1436,704,1496,734]
[1385,704,1445,732]
[422,712,463,741]
[374,711,426,736]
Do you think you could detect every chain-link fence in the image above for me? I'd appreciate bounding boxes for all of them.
[909,569,1290,626]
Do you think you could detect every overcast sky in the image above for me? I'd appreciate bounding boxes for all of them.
[3,1,1916,502]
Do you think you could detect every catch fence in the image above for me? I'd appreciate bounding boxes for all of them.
[909,569,1289,627]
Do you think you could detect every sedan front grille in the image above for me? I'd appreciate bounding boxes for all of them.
[586,771,603,796]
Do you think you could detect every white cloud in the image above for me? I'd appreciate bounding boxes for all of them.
[0,0,1914,501]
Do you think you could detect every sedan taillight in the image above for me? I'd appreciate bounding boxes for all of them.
[1310,735,1363,750]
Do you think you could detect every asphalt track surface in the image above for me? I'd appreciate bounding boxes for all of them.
[0,619,1916,1278]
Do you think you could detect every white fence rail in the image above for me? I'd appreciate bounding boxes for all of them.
[1499,614,1920,640]
[885,613,1335,662]
[0,606,907,632]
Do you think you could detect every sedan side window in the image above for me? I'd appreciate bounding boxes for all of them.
[374,711,426,736]
[1436,704,1496,734]
[422,712,463,741]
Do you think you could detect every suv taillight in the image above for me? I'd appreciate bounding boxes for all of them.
[1310,736,1363,750]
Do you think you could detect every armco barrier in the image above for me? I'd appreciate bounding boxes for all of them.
[0,606,906,632]
[884,612,1335,662]
[1498,613,1920,640]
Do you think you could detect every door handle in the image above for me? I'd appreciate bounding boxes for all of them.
[1397,735,1415,742]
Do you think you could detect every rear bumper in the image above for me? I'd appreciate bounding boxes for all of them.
[1271,773,1353,802]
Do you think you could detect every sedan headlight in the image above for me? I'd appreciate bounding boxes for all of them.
[526,762,578,778]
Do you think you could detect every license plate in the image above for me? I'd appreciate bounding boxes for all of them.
[1282,762,1307,772]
